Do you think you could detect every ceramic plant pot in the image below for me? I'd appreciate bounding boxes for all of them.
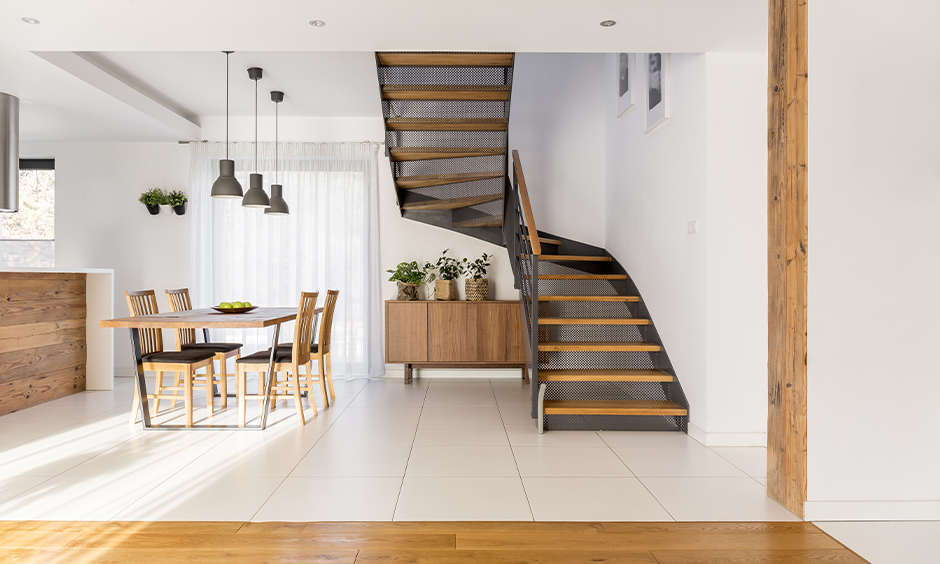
[145,204,160,215]
[172,204,186,215]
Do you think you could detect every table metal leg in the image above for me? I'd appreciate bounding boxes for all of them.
[259,323,281,430]
[130,328,153,429]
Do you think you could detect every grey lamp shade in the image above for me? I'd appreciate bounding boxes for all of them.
[264,184,290,215]
[242,173,270,208]
[210,159,243,198]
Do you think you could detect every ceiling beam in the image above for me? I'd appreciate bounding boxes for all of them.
[33,51,201,139]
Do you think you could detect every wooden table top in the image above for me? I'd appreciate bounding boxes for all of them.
[99,307,320,329]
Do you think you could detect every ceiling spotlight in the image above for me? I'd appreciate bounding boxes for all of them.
[309,20,326,27]
[21,17,40,25]
[600,20,617,27]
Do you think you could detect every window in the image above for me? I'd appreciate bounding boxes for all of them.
[0,159,55,267]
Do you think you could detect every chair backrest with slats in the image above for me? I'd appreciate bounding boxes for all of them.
[125,290,163,356]
[317,290,340,354]
[292,291,319,366]
[165,288,197,349]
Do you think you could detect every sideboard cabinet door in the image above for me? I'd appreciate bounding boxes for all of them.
[479,302,526,362]
[428,302,480,362]
[386,302,428,363]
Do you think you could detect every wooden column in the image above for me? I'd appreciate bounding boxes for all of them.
[767,0,808,516]
[0,272,88,415]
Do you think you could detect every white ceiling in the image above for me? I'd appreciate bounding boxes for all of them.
[0,0,768,142]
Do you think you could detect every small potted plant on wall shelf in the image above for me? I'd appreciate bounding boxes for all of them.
[138,187,167,215]
[387,261,434,301]
[463,253,492,301]
[166,190,188,215]
[430,249,464,301]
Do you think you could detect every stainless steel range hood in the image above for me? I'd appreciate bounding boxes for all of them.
[0,92,19,213]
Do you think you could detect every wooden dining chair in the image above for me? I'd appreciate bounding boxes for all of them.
[270,289,339,407]
[125,290,216,427]
[165,288,242,409]
[236,291,319,427]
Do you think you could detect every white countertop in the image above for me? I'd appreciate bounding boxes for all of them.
[0,267,114,274]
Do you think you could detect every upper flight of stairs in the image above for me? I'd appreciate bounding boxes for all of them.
[377,52,689,432]
[377,52,513,246]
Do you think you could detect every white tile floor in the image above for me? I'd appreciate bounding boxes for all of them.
[0,376,935,562]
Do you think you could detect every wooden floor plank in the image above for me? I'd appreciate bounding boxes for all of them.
[0,521,870,564]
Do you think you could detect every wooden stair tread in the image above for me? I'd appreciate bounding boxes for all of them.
[538,295,640,302]
[386,118,507,131]
[377,53,514,67]
[524,235,562,245]
[396,171,503,189]
[538,341,662,352]
[402,194,502,211]
[544,399,687,416]
[522,254,612,262]
[390,147,505,161]
[539,317,649,325]
[539,369,674,382]
[453,216,502,228]
[526,274,627,280]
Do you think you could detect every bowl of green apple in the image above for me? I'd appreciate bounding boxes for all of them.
[211,301,257,314]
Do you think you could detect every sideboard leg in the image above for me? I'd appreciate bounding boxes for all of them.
[521,364,529,383]
[404,363,412,384]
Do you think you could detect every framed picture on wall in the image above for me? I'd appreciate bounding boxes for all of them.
[645,53,670,132]
[616,53,636,117]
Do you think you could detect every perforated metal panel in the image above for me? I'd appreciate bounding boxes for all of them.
[394,155,506,177]
[379,65,513,86]
[384,100,510,119]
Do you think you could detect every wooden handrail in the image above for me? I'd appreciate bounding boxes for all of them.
[512,150,541,256]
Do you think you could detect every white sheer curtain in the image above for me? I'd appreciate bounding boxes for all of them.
[189,141,383,378]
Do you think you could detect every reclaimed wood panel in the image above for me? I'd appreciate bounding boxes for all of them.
[767,0,809,518]
[0,272,87,415]
[385,302,428,363]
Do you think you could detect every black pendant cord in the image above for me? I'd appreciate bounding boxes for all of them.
[254,78,258,173]
[224,51,232,161]
[275,101,279,184]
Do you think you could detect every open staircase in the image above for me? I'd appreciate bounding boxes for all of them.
[377,52,689,432]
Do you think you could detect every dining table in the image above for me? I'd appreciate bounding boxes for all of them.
[100,306,321,431]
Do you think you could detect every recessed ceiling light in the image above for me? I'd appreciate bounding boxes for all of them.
[600,20,617,27]
[309,20,326,27]
[21,17,40,25]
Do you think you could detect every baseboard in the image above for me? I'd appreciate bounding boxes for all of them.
[805,500,940,521]
[383,365,523,380]
[688,423,767,447]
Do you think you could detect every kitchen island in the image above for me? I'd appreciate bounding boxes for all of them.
[0,268,113,415]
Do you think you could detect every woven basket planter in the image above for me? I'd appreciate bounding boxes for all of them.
[465,278,488,301]
[396,281,420,301]
[434,279,456,301]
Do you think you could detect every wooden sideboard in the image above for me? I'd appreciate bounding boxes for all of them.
[385,300,527,383]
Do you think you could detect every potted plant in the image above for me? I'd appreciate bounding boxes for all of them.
[463,253,492,301]
[166,190,188,215]
[429,249,464,301]
[387,260,434,301]
[138,187,167,215]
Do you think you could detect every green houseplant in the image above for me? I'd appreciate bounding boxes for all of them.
[429,249,464,301]
[387,260,434,300]
[166,190,188,215]
[138,187,167,215]
[463,253,492,301]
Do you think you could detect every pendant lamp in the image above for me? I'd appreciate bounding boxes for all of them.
[242,67,270,208]
[210,51,243,198]
[265,91,289,216]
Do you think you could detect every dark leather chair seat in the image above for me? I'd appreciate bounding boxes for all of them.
[143,349,216,364]
[236,349,296,364]
[183,342,243,353]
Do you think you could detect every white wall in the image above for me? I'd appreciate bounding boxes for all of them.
[805,1,940,520]
[20,141,191,377]
[509,53,606,247]
[604,53,767,444]
[605,53,710,431]
[703,53,768,441]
